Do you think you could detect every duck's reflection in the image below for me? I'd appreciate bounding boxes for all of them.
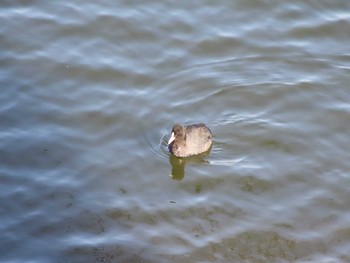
[168,150,211,180]
[169,156,185,180]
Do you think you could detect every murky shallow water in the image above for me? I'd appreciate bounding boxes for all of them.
[1,1,350,262]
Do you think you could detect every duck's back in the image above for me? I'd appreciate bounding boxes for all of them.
[184,124,212,156]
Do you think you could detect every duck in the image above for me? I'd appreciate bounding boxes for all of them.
[168,123,212,157]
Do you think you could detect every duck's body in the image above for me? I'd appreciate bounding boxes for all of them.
[168,123,212,157]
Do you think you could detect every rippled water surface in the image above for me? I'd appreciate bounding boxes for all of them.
[1,1,350,262]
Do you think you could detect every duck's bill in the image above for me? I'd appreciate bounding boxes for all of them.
[168,132,175,145]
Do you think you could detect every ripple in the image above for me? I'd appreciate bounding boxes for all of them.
[142,128,169,159]
[2,0,350,262]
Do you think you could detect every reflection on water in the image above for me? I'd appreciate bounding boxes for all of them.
[169,156,185,180]
[1,0,350,262]
[168,150,211,180]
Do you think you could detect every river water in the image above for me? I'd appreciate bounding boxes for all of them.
[1,1,350,262]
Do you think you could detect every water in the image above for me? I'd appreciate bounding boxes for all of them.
[1,1,350,262]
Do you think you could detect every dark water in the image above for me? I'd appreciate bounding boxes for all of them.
[1,1,350,262]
